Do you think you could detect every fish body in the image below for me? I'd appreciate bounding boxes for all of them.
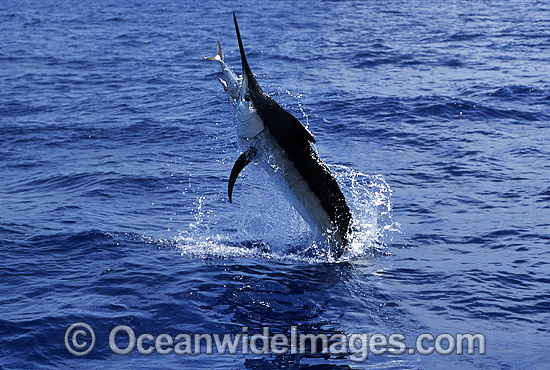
[205,14,352,257]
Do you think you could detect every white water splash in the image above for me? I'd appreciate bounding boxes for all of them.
[175,163,400,263]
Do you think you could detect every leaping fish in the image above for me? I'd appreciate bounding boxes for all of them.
[205,13,352,258]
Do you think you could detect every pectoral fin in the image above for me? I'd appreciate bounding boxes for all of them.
[228,148,257,203]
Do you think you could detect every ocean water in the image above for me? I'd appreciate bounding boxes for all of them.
[1,0,549,368]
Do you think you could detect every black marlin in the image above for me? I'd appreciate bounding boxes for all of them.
[205,13,352,258]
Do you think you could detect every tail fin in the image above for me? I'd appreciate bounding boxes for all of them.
[203,40,223,62]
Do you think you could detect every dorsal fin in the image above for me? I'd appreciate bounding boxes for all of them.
[232,13,315,145]
[233,12,253,85]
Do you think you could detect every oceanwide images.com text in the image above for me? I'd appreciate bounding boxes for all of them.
[65,323,486,362]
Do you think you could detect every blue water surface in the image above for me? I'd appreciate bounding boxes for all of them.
[1,0,549,369]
